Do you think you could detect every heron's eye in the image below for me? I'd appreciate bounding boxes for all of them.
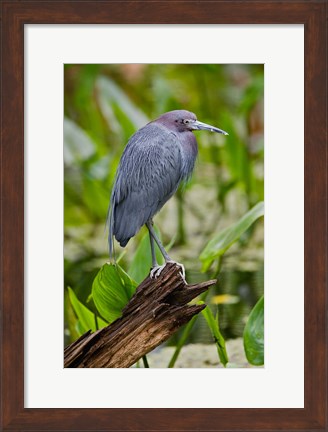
[184,119,190,124]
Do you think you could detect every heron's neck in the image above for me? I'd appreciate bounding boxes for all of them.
[179,132,198,179]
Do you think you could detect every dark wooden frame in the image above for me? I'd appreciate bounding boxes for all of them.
[1,1,327,431]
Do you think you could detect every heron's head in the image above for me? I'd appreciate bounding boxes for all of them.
[156,110,228,135]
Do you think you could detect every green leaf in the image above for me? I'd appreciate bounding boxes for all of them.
[243,295,264,365]
[82,175,109,219]
[64,289,81,342]
[201,303,229,367]
[128,227,164,284]
[200,201,264,271]
[92,263,137,323]
[67,287,108,335]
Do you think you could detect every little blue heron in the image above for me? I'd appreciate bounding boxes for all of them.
[108,110,228,279]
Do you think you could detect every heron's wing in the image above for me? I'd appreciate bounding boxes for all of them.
[109,124,182,249]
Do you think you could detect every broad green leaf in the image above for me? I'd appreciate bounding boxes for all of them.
[67,287,108,335]
[128,227,164,284]
[201,303,229,367]
[243,296,264,365]
[92,263,137,323]
[200,201,264,271]
[76,320,86,337]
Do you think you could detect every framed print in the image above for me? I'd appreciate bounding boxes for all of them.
[1,1,327,431]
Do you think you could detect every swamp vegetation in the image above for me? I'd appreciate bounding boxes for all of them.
[64,64,264,367]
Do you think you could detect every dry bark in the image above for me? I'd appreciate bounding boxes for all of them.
[64,262,216,368]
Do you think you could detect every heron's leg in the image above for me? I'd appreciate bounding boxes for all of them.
[146,221,171,261]
[147,225,158,268]
[146,221,186,282]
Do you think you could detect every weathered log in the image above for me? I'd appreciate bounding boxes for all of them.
[64,262,216,368]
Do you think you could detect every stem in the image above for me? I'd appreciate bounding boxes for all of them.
[168,290,210,368]
[168,316,197,368]
[213,256,223,280]
[142,355,149,368]
[94,311,99,331]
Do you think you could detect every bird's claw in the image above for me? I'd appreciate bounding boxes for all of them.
[178,271,187,284]
[167,260,186,282]
[150,264,167,279]
[150,260,187,284]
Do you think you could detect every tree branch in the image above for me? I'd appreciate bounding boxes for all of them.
[64,263,216,368]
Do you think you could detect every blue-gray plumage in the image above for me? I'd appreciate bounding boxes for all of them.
[109,110,228,279]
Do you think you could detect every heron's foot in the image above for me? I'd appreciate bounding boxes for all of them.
[150,263,167,279]
[150,261,187,283]
[167,260,187,284]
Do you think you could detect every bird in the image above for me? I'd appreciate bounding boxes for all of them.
[108,110,228,280]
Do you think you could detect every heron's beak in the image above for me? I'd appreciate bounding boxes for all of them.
[192,120,228,135]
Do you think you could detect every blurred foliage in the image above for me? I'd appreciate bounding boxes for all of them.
[64,64,264,366]
[200,201,264,272]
